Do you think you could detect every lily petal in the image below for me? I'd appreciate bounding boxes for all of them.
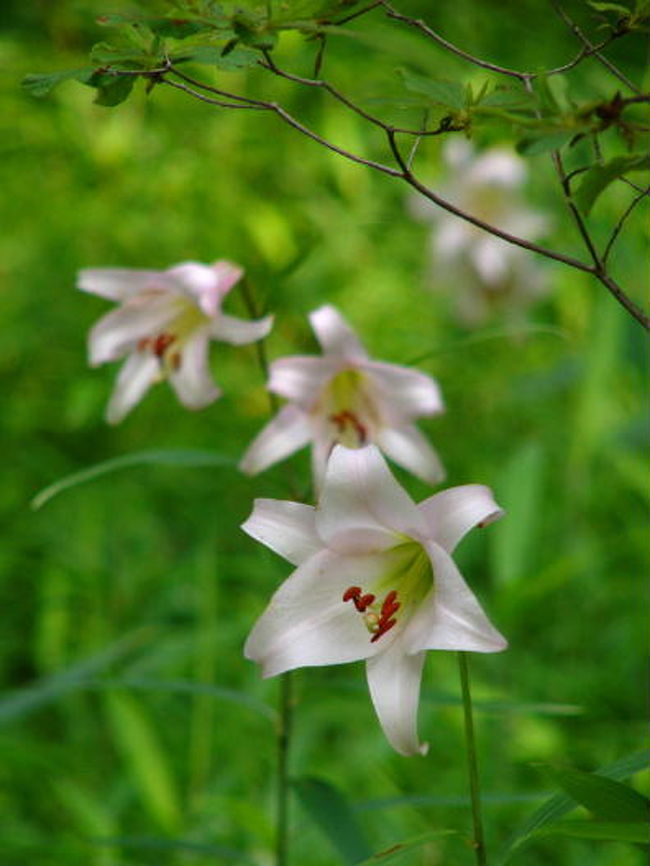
[405,541,507,654]
[239,404,311,475]
[244,549,386,677]
[418,485,504,553]
[317,445,427,554]
[88,294,180,365]
[362,361,444,418]
[366,645,428,756]
[78,268,175,301]
[168,331,220,409]
[268,356,340,406]
[168,261,243,317]
[375,424,445,486]
[105,352,160,424]
[210,313,273,345]
[242,499,320,566]
[309,305,368,360]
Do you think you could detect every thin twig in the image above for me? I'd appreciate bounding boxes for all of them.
[381,0,620,83]
[603,185,650,265]
[164,74,401,176]
[552,1,640,94]
[126,65,648,328]
[258,53,462,137]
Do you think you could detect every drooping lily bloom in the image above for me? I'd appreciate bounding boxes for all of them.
[411,140,549,324]
[79,260,273,423]
[243,445,507,756]
[240,305,445,486]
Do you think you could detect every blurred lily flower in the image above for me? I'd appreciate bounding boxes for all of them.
[240,305,445,486]
[412,140,549,324]
[243,444,507,756]
[79,260,273,423]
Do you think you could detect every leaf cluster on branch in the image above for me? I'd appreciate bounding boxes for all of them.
[23,0,650,328]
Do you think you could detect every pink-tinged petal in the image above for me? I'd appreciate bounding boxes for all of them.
[366,645,428,756]
[105,352,160,424]
[88,294,180,365]
[309,305,368,360]
[77,268,175,301]
[472,237,511,285]
[268,356,339,406]
[168,332,220,409]
[167,260,244,317]
[431,219,469,258]
[239,404,311,475]
[244,550,386,677]
[418,485,504,553]
[310,434,333,493]
[361,361,444,419]
[375,424,445,486]
[470,150,526,187]
[317,445,427,554]
[242,499,320,566]
[210,313,273,345]
[405,541,507,654]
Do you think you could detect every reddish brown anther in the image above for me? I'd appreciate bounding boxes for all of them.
[342,585,376,613]
[371,617,397,642]
[330,410,368,444]
[153,333,176,357]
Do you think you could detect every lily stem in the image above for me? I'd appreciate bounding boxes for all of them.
[276,671,293,866]
[457,652,488,866]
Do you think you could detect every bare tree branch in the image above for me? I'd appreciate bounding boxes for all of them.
[551,1,640,94]
[603,185,650,265]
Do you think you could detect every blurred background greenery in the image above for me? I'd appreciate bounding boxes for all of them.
[0,1,648,864]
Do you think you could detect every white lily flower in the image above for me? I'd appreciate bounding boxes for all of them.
[79,260,273,423]
[243,444,507,756]
[240,305,445,486]
[411,140,549,324]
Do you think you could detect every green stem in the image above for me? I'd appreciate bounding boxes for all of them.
[237,277,296,864]
[457,652,487,866]
[276,671,293,866]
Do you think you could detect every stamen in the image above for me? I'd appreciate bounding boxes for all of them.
[153,333,176,358]
[330,410,368,445]
[343,585,401,642]
[342,586,361,603]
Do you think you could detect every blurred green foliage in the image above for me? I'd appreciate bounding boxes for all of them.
[0,1,648,864]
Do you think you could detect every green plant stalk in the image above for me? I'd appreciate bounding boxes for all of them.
[237,276,296,865]
[458,652,488,866]
[276,671,293,866]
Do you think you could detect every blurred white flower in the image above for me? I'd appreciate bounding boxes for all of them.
[412,140,549,324]
[243,444,507,756]
[240,305,445,487]
[79,260,273,423]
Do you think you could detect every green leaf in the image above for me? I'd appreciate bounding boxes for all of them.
[293,776,372,864]
[491,441,545,586]
[574,153,650,214]
[543,765,650,823]
[86,72,136,107]
[147,18,216,38]
[175,43,260,69]
[587,1,631,13]
[31,449,237,509]
[398,69,466,110]
[516,130,574,155]
[496,750,650,864]
[536,820,650,843]
[105,691,181,833]
[354,831,458,865]
[0,630,151,724]
[22,68,95,98]
[479,87,536,110]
